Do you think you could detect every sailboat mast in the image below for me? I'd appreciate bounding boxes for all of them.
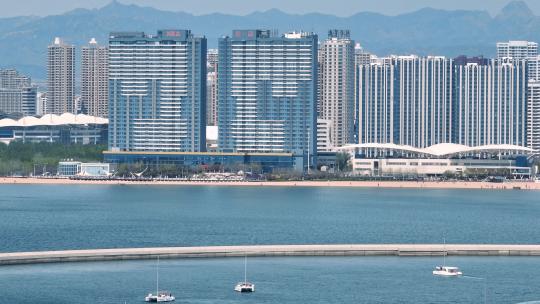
[156,255,159,296]
[443,238,446,267]
[244,255,247,283]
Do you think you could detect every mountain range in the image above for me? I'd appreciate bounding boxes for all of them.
[1,0,540,81]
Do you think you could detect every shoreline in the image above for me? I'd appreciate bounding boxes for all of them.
[1,244,540,266]
[0,177,539,190]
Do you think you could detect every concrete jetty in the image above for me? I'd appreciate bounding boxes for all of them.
[1,244,539,266]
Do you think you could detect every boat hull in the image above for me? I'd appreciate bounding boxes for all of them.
[432,270,462,277]
[145,295,175,302]
[235,283,255,292]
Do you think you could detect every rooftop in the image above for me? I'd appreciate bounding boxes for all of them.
[0,113,108,128]
[338,143,536,157]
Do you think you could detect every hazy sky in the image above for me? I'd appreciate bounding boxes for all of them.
[1,0,539,17]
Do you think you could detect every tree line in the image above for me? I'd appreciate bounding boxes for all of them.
[0,141,106,176]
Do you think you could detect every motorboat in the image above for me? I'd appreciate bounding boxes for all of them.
[433,266,463,277]
[145,292,175,302]
[235,255,255,293]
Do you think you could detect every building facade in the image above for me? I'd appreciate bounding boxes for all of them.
[206,49,219,126]
[316,118,333,152]
[354,43,373,66]
[103,151,304,173]
[206,71,218,126]
[0,113,108,145]
[393,56,454,147]
[218,30,318,167]
[356,60,395,144]
[318,30,355,148]
[453,58,528,147]
[0,69,37,115]
[497,41,538,59]
[528,80,540,151]
[356,55,528,149]
[81,38,108,118]
[36,92,47,116]
[47,37,75,114]
[357,56,453,148]
[108,30,207,152]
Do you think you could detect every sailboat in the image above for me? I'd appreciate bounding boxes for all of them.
[234,255,255,292]
[145,256,175,302]
[433,238,462,277]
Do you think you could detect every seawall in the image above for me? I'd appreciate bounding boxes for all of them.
[1,244,540,265]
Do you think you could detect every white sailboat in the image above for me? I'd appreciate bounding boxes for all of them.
[235,255,255,292]
[433,238,462,277]
[145,256,175,302]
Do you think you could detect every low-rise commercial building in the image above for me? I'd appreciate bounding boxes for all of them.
[340,143,535,178]
[103,151,304,173]
[57,161,110,176]
[0,113,108,144]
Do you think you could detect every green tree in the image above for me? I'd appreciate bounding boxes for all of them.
[336,152,352,172]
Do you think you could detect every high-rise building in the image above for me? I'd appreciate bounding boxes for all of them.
[207,49,218,72]
[528,80,540,151]
[357,55,527,148]
[36,92,47,116]
[453,57,528,146]
[206,71,218,126]
[81,38,108,118]
[318,30,355,148]
[357,56,453,147]
[526,56,540,81]
[497,41,538,59]
[527,56,540,151]
[206,49,218,126]
[316,118,333,152]
[354,43,373,66]
[0,69,37,115]
[393,56,454,147]
[47,37,75,114]
[497,41,539,151]
[357,60,395,144]
[218,30,318,166]
[108,30,207,152]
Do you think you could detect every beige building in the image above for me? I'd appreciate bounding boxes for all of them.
[47,37,75,114]
[81,38,108,118]
[318,30,355,148]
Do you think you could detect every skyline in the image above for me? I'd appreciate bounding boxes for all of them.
[1,0,540,18]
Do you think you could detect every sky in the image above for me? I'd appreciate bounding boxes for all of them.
[0,0,538,17]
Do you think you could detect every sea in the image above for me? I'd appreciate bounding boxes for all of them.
[0,184,539,303]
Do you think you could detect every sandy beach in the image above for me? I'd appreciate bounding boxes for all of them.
[0,177,539,190]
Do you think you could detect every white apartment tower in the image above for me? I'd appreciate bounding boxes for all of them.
[497,41,538,59]
[318,30,355,148]
[47,37,75,114]
[497,40,539,151]
[528,80,540,151]
[81,38,108,117]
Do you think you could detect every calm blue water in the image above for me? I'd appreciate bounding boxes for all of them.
[1,184,540,303]
[1,256,540,303]
[0,184,540,252]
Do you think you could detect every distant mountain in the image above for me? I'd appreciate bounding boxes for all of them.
[1,0,540,81]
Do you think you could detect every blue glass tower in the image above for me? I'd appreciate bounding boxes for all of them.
[108,30,207,152]
[218,30,318,168]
